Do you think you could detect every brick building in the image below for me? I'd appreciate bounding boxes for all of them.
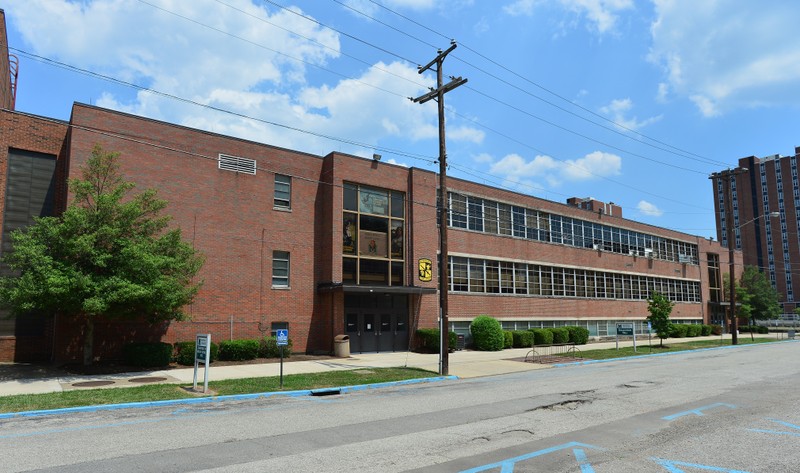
[0,8,736,363]
[712,149,800,316]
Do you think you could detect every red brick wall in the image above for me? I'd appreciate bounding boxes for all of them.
[0,9,14,110]
[0,110,69,361]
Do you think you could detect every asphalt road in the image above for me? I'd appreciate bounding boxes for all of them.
[1,341,798,472]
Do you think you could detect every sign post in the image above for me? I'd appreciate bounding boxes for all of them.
[616,323,635,352]
[193,333,211,393]
[647,321,652,353]
[276,329,288,388]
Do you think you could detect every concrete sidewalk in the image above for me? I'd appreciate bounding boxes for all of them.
[0,333,783,397]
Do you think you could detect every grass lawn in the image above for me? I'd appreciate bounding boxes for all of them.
[578,337,776,360]
[0,367,435,414]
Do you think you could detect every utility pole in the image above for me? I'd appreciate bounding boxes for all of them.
[412,42,467,376]
[710,167,748,345]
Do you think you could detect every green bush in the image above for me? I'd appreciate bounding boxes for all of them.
[549,327,570,344]
[700,324,713,336]
[529,328,554,346]
[503,330,514,349]
[512,330,533,348]
[758,325,769,334]
[174,340,219,365]
[415,329,458,353]
[686,324,703,337]
[669,323,689,338]
[261,336,293,358]
[470,316,505,351]
[122,342,173,367]
[219,339,260,361]
[711,324,723,336]
[565,326,590,345]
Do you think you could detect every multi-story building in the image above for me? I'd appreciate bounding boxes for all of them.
[0,8,736,363]
[712,148,800,316]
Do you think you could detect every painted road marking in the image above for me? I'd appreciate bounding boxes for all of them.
[662,403,736,421]
[459,441,604,473]
[748,418,800,437]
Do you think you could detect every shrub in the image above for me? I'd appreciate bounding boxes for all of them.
[219,339,260,361]
[512,330,533,348]
[503,330,514,349]
[669,323,689,338]
[415,329,458,353]
[700,324,713,336]
[470,316,505,351]
[174,340,219,365]
[122,342,173,367]
[686,324,703,337]
[261,336,293,358]
[758,325,769,334]
[550,327,570,344]
[711,324,723,336]
[529,328,554,346]
[565,326,590,345]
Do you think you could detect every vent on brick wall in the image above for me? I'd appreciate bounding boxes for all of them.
[218,154,257,175]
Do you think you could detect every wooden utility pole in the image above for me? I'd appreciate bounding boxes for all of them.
[412,42,467,376]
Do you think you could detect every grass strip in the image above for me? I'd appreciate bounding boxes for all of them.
[578,337,776,360]
[0,367,436,414]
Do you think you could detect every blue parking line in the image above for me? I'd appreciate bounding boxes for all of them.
[662,403,736,421]
[652,458,750,472]
[748,418,800,437]
[459,441,604,473]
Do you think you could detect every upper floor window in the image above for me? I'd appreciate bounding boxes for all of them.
[274,174,291,209]
[272,251,290,287]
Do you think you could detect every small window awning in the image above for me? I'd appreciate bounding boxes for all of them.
[317,282,436,295]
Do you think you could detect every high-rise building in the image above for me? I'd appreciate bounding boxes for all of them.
[711,147,800,316]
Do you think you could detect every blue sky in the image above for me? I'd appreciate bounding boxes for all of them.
[4,0,800,238]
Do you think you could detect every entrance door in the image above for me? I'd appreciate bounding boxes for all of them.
[344,294,409,353]
[378,313,393,352]
[361,312,378,352]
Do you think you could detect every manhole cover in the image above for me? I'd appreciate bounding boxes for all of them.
[128,377,168,384]
[72,380,116,388]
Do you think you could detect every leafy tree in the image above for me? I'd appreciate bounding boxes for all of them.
[0,145,204,365]
[647,291,674,347]
[738,266,781,339]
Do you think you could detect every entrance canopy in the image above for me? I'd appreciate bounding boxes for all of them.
[317,282,436,295]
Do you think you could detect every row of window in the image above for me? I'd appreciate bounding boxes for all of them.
[448,193,699,264]
[449,256,701,302]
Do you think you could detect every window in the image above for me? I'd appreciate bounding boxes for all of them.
[272,251,290,287]
[274,174,291,209]
[219,154,256,174]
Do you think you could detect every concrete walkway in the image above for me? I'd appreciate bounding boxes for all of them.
[0,333,785,397]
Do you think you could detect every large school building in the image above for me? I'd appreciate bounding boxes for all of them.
[0,8,736,363]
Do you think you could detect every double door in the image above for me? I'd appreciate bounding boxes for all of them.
[345,310,408,353]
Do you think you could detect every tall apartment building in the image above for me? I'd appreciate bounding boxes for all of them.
[0,8,735,363]
[712,147,800,316]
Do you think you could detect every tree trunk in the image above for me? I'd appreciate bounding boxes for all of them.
[83,317,94,366]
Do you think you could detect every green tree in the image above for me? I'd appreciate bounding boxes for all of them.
[647,291,674,347]
[0,145,204,365]
[739,266,781,339]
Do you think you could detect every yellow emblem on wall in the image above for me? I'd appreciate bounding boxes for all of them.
[418,258,433,282]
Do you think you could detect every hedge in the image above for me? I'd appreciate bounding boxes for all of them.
[471,316,505,351]
[503,330,514,349]
[261,336,293,358]
[711,324,723,336]
[219,339,261,361]
[122,342,173,367]
[512,330,533,348]
[550,327,570,344]
[565,326,590,345]
[529,328,554,346]
[669,323,689,338]
[175,340,219,365]
[686,324,703,337]
[415,328,458,353]
[700,324,713,336]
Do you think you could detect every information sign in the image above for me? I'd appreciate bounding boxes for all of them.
[616,323,634,336]
[193,333,211,393]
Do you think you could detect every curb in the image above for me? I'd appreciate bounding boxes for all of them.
[0,375,458,419]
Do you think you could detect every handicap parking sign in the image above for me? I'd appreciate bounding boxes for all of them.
[276,329,289,346]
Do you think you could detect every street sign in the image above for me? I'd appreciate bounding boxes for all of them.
[616,323,634,336]
[276,329,289,346]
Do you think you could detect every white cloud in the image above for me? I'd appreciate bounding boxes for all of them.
[486,150,621,188]
[599,98,662,131]
[637,200,663,217]
[10,0,482,158]
[649,0,800,116]
[503,0,633,34]
[655,82,669,103]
